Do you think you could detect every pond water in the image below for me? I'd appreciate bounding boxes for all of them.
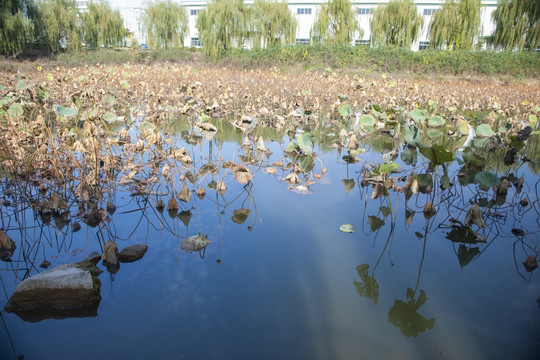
[1,124,539,360]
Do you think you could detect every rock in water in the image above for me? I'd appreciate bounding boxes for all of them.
[101,240,118,265]
[0,230,16,261]
[118,244,148,263]
[5,263,101,321]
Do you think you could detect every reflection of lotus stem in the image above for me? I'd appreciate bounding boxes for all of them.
[372,222,395,276]
[414,231,429,295]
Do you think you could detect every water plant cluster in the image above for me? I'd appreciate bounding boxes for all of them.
[0,62,538,274]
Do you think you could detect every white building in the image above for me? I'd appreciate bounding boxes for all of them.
[99,0,500,51]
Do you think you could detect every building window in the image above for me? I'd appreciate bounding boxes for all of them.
[419,41,430,50]
[296,38,309,45]
[190,9,200,16]
[358,8,371,15]
[191,37,201,47]
[297,8,312,15]
[423,8,437,16]
[355,39,370,46]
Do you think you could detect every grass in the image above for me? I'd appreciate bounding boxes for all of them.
[224,45,540,78]
[2,45,539,78]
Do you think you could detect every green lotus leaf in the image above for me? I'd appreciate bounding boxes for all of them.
[476,124,496,137]
[428,115,445,127]
[409,109,427,123]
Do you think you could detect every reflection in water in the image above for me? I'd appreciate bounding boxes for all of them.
[353,264,379,304]
[388,288,435,337]
[0,110,539,358]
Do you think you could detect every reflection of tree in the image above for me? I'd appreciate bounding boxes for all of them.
[388,287,435,337]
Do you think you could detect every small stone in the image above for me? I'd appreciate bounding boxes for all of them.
[40,260,51,269]
[118,244,148,263]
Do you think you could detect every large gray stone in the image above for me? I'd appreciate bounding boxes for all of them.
[5,263,101,315]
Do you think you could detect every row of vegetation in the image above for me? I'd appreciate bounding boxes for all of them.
[1,0,126,54]
[0,63,538,254]
[43,45,540,78]
[1,0,539,58]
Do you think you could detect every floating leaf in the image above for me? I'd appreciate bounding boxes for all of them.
[475,124,496,137]
[340,224,356,233]
[181,232,210,253]
[427,115,445,127]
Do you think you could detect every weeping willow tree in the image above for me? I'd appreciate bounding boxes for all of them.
[310,0,360,45]
[39,0,82,52]
[250,0,296,49]
[428,0,482,50]
[139,0,188,49]
[370,0,423,47]
[0,0,40,55]
[81,0,125,48]
[196,0,250,58]
[491,0,540,51]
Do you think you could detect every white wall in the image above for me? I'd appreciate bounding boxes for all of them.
[100,0,499,50]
